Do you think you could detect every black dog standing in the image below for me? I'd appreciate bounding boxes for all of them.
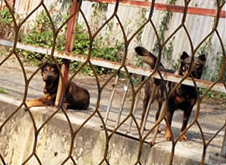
[135,47,206,141]
[26,63,90,110]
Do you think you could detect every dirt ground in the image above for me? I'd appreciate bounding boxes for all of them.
[1,48,226,162]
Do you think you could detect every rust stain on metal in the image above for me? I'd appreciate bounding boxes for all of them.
[87,0,226,18]
[55,0,80,107]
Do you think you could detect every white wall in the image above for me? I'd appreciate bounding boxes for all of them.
[13,0,226,80]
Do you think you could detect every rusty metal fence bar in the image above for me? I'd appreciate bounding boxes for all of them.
[55,0,81,108]
[0,39,225,93]
[115,73,131,128]
[127,76,144,133]
[104,73,119,124]
[0,0,226,164]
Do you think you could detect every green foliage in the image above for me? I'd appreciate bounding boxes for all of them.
[153,0,177,63]
[158,0,177,42]
[197,35,225,81]
[72,25,123,74]
[21,11,57,62]
[197,36,213,56]
[163,41,173,61]
[90,3,108,32]
[0,8,13,25]
[131,75,143,84]
[0,88,7,94]
[21,10,123,75]
[209,53,226,82]
[199,88,226,100]
[136,9,147,43]
[92,2,108,13]
[158,11,173,42]
[172,58,180,70]
[136,55,143,67]
[0,8,14,39]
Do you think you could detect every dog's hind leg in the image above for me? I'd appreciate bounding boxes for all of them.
[154,101,162,133]
[140,82,156,132]
[150,101,165,146]
[140,85,150,129]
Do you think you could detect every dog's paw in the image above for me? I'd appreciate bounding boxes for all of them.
[149,141,155,147]
[164,131,172,141]
[24,100,32,111]
[24,106,29,111]
[165,136,172,141]
[179,133,187,141]
[164,127,172,141]
[25,100,32,108]
[157,127,161,133]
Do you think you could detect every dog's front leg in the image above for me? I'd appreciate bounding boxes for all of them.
[140,83,151,128]
[179,108,192,141]
[62,103,70,109]
[26,98,54,108]
[164,109,174,141]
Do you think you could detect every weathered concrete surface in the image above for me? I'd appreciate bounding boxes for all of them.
[0,62,225,164]
[0,94,218,165]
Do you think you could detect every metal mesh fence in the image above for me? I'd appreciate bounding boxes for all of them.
[0,0,226,164]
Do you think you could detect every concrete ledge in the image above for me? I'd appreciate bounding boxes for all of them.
[0,94,214,164]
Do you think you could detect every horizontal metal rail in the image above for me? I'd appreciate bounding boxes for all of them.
[86,0,226,18]
[0,39,225,93]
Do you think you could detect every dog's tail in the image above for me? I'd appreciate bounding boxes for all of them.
[135,46,164,69]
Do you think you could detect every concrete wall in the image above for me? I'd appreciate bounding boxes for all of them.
[0,97,207,165]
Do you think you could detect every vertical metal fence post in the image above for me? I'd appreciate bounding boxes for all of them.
[115,74,131,128]
[141,84,157,134]
[104,73,119,124]
[209,125,226,163]
[221,126,226,156]
[127,89,141,133]
[55,0,80,107]
[127,76,145,133]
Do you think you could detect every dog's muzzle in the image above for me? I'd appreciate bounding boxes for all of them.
[43,73,57,83]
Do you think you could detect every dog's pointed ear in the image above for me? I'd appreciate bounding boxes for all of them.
[39,62,48,76]
[39,62,49,72]
[181,51,189,60]
[54,63,61,72]
[198,54,206,62]
[38,62,44,67]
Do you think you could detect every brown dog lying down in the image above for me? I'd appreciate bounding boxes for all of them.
[26,63,90,110]
[135,46,206,141]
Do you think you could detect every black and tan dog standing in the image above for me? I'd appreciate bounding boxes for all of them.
[135,46,206,141]
[26,63,90,110]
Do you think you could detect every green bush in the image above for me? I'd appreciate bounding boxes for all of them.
[21,10,123,75]
[199,88,226,100]
[0,8,14,39]
[0,8,13,24]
